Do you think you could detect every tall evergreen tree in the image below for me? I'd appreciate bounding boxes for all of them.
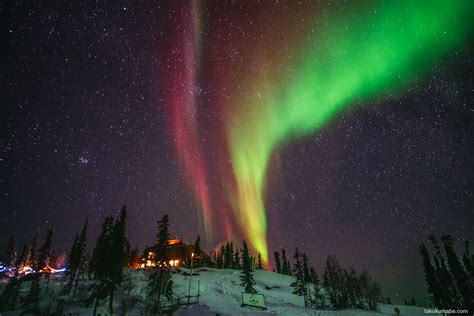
[194,235,201,256]
[0,241,25,312]
[359,270,381,311]
[309,266,324,309]
[88,216,114,315]
[217,245,224,269]
[441,235,474,311]
[146,214,174,314]
[70,218,88,298]
[257,253,264,270]
[36,229,53,273]
[0,274,21,311]
[291,247,305,297]
[233,250,241,269]
[463,240,474,279]
[323,254,347,309]
[89,216,114,278]
[274,251,282,274]
[429,235,460,308]
[281,248,291,275]
[420,243,443,308]
[193,235,202,267]
[345,267,362,308]
[67,234,79,290]
[3,235,16,267]
[156,214,170,251]
[106,205,128,313]
[302,253,310,284]
[240,240,256,294]
[224,242,233,269]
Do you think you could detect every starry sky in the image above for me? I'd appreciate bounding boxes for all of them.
[2,1,474,303]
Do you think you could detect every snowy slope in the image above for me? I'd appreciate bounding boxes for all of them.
[168,268,437,316]
[0,268,439,315]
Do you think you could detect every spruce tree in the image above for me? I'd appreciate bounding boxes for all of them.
[309,266,324,309]
[420,243,443,308]
[3,235,16,267]
[274,251,282,274]
[217,246,224,269]
[194,235,202,267]
[302,253,310,284]
[90,216,114,278]
[224,242,233,269]
[323,254,347,309]
[229,242,235,268]
[146,214,174,314]
[0,242,25,311]
[88,215,114,314]
[240,240,256,294]
[233,250,241,269]
[359,271,381,310]
[291,247,305,296]
[257,253,264,270]
[429,235,460,308]
[67,234,79,291]
[0,273,21,311]
[72,219,88,298]
[107,205,128,313]
[442,235,474,311]
[281,248,290,275]
[345,267,361,308]
[462,240,474,279]
[194,235,201,256]
[36,229,53,273]
[156,214,170,250]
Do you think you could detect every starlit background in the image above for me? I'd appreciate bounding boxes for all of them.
[2,1,474,303]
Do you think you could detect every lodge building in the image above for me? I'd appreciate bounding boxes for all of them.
[137,238,207,268]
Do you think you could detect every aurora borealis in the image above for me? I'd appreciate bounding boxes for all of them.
[3,0,474,303]
[166,1,474,263]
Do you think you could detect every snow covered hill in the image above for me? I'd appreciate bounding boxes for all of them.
[1,268,439,315]
[155,267,436,316]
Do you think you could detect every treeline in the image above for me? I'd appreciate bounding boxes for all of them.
[210,241,263,270]
[1,209,382,314]
[0,205,137,315]
[273,248,381,311]
[420,235,474,311]
[1,228,58,313]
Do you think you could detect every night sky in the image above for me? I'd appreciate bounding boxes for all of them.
[2,1,474,303]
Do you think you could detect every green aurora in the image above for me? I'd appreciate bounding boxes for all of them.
[226,1,474,263]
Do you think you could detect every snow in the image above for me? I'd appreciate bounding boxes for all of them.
[0,268,440,315]
[157,267,438,316]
